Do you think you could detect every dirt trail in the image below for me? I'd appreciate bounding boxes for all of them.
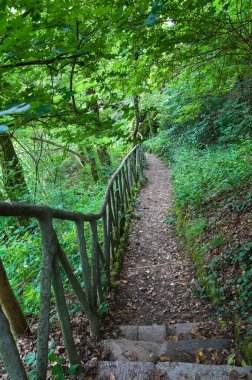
[108,153,212,326]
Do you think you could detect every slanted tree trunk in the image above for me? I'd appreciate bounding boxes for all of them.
[0,257,30,337]
[0,304,28,379]
[0,133,30,336]
[0,134,30,202]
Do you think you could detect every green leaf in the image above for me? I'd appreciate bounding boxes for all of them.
[164,216,176,224]
[58,356,66,364]
[241,359,247,367]
[48,352,57,362]
[28,370,37,379]
[35,104,50,116]
[227,352,236,365]
[55,375,65,380]
[25,352,36,366]
[49,338,55,349]
[52,363,64,375]
[67,364,80,375]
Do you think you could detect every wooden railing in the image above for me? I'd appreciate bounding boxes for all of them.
[0,143,144,380]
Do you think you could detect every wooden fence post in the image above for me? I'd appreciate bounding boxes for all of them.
[89,220,99,313]
[52,256,80,367]
[55,238,100,337]
[75,221,92,305]
[37,212,56,380]
[102,209,111,284]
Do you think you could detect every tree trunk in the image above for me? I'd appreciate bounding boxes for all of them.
[0,257,30,337]
[97,146,111,168]
[132,94,140,145]
[87,88,111,170]
[0,134,30,336]
[0,304,28,380]
[85,145,99,182]
[0,134,30,202]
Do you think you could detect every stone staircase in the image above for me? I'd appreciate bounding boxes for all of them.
[87,323,252,379]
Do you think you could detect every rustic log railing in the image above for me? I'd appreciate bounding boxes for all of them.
[0,143,144,380]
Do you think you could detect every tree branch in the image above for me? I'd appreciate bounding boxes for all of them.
[31,137,87,167]
[0,52,89,70]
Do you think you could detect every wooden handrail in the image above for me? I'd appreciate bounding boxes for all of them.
[0,145,139,221]
[0,143,145,380]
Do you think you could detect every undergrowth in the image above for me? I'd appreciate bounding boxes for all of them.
[0,145,128,315]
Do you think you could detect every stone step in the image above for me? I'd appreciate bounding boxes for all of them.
[118,323,202,342]
[166,322,203,339]
[86,361,154,380]
[156,361,252,380]
[103,338,231,363]
[86,361,252,380]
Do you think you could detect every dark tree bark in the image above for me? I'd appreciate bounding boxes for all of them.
[86,88,111,169]
[0,134,30,202]
[97,146,111,168]
[0,304,28,379]
[0,257,30,337]
[85,145,99,182]
[132,94,140,145]
[0,134,30,336]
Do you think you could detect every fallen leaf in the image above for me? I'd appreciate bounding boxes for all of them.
[159,355,171,362]
[108,373,116,380]
[166,335,178,341]
[189,328,197,337]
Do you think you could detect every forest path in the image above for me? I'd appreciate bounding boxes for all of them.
[108,153,212,326]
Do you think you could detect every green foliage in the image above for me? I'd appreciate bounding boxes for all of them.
[26,339,79,379]
[227,352,236,365]
[148,132,252,210]
[25,352,36,366]
[202,243,252,315]
[240,337,252,365]
[0,137,128,314]
[171,142,252,210]
[0,226,41,314]
[144,131,174,163]
[185,218,207,245]
[164,216,176,225]
[98,302,109,318]
[207,234,226,249]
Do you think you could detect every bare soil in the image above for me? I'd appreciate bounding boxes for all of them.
[105,154,213,327]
